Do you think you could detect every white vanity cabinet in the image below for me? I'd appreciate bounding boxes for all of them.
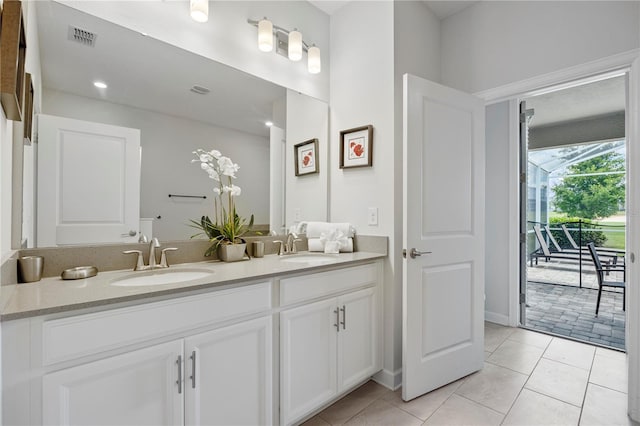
[42,316,273,426]
[184,316,272,426]
[2,258,384,426]
[279,264,382,425]
[43,340,185,425]
[9,280,274,426]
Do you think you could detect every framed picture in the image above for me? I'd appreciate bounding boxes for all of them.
[23,72,34,145]
[294,138,319,176]
[0,0,27,122]
[340,125,373,168]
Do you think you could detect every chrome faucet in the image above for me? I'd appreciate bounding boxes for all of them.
[123,238,178,270]
[274,233,303,256]
[148,238,161,269]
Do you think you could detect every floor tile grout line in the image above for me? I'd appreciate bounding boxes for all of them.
[497,331,557,424]
[451,393,506,417]
[577,348,597,425]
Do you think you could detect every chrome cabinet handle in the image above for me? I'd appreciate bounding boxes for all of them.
[409,248,432,259]
[176,355,182,394]
[340,305,346,330]
[334,308,340,332]
[189,351,196,389]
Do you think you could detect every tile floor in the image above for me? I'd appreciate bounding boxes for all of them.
[303,322,636,426]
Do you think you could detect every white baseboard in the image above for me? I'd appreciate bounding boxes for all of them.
[485,311,510,326]
[373,368,402,391]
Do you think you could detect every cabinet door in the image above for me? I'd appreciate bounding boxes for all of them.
[42,340,183,426]
[338,287,381,391]
[184,316,273,426]
[281,298,338,425]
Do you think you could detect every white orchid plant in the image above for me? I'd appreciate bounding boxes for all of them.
[190,148,254,256]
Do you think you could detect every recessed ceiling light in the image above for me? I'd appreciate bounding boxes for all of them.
[190,85,210,95]
[265,121,274,127]
[93,81,107,89]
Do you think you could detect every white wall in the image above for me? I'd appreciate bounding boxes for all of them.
[391,0,442,388]
[285,90,329,227]
[441,1,640,93]
[485,101,512,324]
[64,0,330,102]
[42,89,270,242]
[330,0,398,388]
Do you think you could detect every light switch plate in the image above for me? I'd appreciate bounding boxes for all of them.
[294,208,301,222]
[368,207,378,226]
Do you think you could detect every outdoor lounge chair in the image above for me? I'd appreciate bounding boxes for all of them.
[530,225,593,267]
[544,225,622,264]
[587,242,625,316]
[560,224,626,256]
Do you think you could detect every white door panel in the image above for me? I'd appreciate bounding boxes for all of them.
[280,298,337,425]
[185,316,272,426]
[42,340,183,426]
[37,114,141,246]
[403,74,485,401]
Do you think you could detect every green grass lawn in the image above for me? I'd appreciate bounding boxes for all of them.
[594,220,626,250]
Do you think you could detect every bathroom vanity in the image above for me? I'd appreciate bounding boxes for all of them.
[1,252,384,426]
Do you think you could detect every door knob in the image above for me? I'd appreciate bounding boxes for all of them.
[121,230,137,237]
[409,248,432,259]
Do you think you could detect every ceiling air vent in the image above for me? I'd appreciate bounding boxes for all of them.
[68,26,97,47]
[190,85,211,95]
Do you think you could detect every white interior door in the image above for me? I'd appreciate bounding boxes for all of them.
[402,74,485,401]
[37,114,141,246]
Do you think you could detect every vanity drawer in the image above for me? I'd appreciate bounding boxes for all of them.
[42,281,272,366]
[280,263,377,307]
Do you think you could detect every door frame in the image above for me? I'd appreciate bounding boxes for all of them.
[475,48,640,421]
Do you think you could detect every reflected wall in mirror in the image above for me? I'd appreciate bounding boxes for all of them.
[23,1,328,247]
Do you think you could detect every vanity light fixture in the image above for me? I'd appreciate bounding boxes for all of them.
[93,81,107,89]
[258,18,273,52]
[248,18,321,74]
[190,0,209,23]
[307,45,321,74]
[288,29,302,61]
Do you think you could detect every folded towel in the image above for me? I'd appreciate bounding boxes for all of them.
[305,222,355,238]
[308,238,354,253]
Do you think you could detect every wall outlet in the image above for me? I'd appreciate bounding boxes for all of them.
[368,207,378,226]
[294,208,301,222]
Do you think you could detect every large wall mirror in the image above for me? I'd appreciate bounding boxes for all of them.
[22,1,328,248]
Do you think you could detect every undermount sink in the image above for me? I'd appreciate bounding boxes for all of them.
[110,268,214,287]
[279,254,339,265]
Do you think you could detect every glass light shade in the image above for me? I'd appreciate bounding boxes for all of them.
[190,0,208,23]
[288,30,303,61]
[308,46,321,74]
[258,19,273,52]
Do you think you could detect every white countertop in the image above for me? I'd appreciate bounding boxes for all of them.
[0,252,385,321]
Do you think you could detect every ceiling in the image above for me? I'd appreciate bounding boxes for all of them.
[36,1,285,138]
[309,0,478,19]
[526,76,626,128]
[308,0,351,15]
[422,1,478,19]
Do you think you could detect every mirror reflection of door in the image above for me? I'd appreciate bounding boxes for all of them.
[37,114,141,247]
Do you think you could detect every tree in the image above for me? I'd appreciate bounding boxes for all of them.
[552,152,625,219]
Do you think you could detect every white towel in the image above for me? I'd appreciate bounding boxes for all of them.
[308,238,354,253]
[305,222,355,238]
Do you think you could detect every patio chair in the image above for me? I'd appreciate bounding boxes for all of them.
[587,242,626,316]
[530,225,592,266]
[545,225,622,265]
[561,224,625,257]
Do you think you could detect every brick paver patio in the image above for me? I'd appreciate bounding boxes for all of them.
[526,261,626,350]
